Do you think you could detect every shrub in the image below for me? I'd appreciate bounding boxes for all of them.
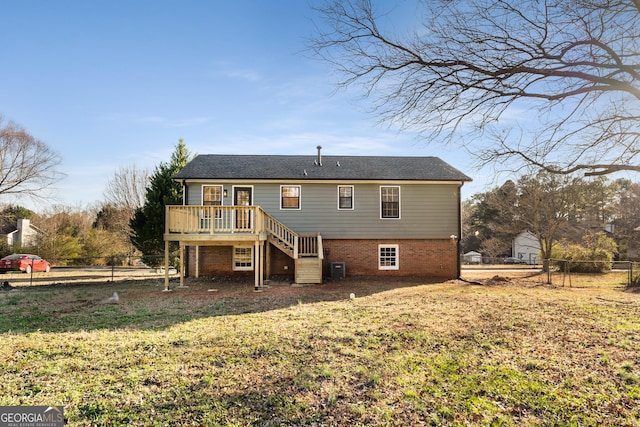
[551,232,617,273]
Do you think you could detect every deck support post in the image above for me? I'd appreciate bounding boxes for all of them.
[254,241,261,290]
[265,242,271,279]
[196,246,200,278]
[163,240,170,292]
[259,241,265,287]
[178,244,187,288]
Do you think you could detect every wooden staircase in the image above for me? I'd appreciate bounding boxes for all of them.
[264,212,323,284]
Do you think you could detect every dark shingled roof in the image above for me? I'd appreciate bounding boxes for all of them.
[0,224,17,236]
[174,154,472,182]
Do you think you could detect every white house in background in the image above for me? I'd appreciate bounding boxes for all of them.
[3,219,41,250]
[512,231,540,264]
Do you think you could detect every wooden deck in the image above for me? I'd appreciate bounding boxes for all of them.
[163,205,323,288]
[165,205,264,236]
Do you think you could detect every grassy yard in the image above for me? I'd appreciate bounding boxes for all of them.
[0,273,639,426]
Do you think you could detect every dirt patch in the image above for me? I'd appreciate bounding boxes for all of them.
[157,275,444,310]
[480,274,513,286]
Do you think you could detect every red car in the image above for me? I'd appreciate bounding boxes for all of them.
[0,254,51,273]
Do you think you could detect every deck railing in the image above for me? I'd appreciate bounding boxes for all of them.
[299,234,321,257]
[166,205,322,259]
[166,205,263,234]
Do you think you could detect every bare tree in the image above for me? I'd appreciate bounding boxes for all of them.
[479,237,511,261]
[32,205,85,263]
[103,165,149,220]
[312,0,640,176]
[509,173,585,265]
[0,117,63,199]
[471,171,590,269]
[101,165,150,260]
[611,180,640,258]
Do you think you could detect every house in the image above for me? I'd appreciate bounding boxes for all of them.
[512,231,540,264]
[163,148,471,288]
[463,251,482,265]
[2,218,40,250]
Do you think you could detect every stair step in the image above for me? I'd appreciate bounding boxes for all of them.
[295,258,322,284]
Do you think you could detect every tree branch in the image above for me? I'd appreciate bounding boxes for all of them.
[312,0,640,176]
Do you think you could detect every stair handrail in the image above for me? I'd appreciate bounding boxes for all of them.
[263,211,299,258]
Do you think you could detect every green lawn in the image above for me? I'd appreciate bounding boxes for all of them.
[0,277,639,426]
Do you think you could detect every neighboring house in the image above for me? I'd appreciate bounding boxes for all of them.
[512,231,540,264]
[463,251,482,265]
[164,148,471,288]
[2,218,40,250]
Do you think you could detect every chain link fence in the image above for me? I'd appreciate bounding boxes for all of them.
[545,259,638,288]
[463,257,638,288]
[0,254,179,286]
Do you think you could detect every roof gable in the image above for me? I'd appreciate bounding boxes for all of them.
[0,224,17,236]
[174,154,472,182]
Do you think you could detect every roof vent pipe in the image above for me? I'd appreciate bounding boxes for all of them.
[316,145,322,166]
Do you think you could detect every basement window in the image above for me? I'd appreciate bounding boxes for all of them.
[233,247,253,271]
[378,244,399,270]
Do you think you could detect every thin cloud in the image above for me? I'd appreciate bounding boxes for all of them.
[210,61,262,82]
[166,117,210,127]
[103,113,210,127]
[134,116,166,124]
[188,130,413,158]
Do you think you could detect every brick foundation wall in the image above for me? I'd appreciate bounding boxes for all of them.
[185,244,295,279]
[186,246,248,277]
[269,246,295,278]
[186,239,458,279]
[322,239,458,279]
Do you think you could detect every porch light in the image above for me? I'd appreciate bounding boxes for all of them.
[223,189,228,198]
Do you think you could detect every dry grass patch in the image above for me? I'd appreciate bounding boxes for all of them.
[0,275,639,425]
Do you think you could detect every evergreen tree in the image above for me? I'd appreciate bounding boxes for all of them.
[129,140,193,266]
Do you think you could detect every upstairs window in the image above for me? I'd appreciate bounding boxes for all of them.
[338,185,354,210]
[203,185,223,206]
[281,185,301,209]
[380,186,400,219]
[202,185,223,222]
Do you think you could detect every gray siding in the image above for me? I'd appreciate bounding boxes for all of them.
[185,181,461,239]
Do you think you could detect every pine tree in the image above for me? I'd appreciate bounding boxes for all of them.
[129,140,193,266]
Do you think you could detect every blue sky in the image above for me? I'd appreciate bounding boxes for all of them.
[2,0,487,210]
